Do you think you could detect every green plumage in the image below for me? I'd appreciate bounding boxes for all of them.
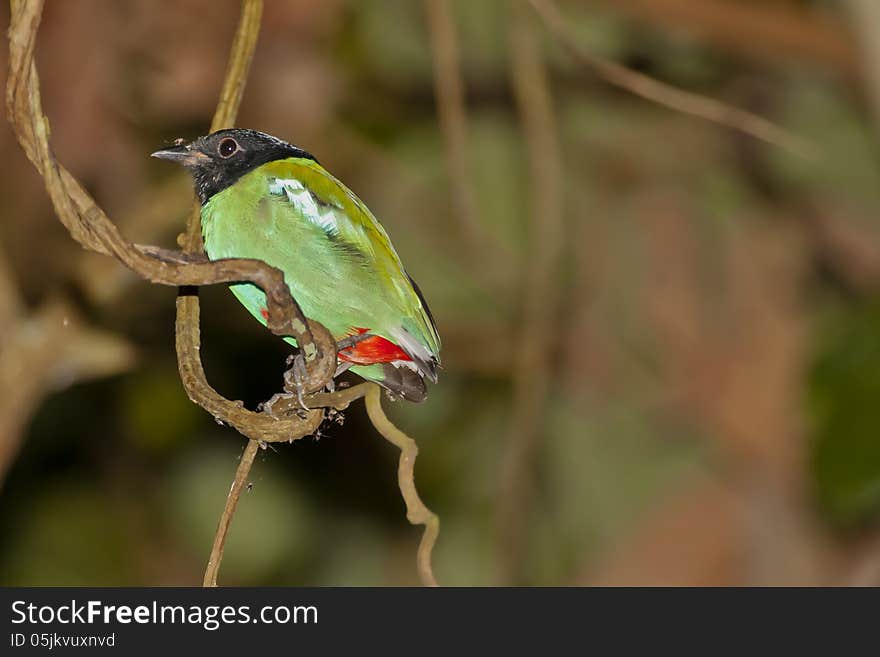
[152,129,440,401]
[201,157,440,397]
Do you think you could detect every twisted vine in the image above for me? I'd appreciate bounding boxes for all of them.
[6,0,438,587]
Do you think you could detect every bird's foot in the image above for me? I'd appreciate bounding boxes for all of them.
[265,332,370,414]
[281,352,311,410]
[261,391,309,419]
[261,352,316,417]
[335,332,371,352]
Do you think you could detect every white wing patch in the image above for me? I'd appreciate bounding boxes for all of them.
[390,359,421,373]
[268,177,340,234]
[389,326,439,382]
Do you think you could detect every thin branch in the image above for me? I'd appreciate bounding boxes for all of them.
[495,0,565,585]
[190,2,439,587]
[593,0,860,80]
[5,0,324,370]
[172,0,322,586]
[527,0,817,159]
[203,439,260,587]
[178,0,316,378]
[4,0,335,588]
[424,0,482,242]
[182,0,265,254]
[845,0,880,134]
[0,300,135,485]
[842,533,880,586]
[5,0,340,444]
[175,293,327,444]
[297,382,374,414]
[6,0,440,588]
[0,252,23,337]
[365,384,439,587]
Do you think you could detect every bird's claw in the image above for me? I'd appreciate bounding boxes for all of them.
[262,391,309,419]
[335,332,371,352]
[282,352,311,411]
[265,330,368,415]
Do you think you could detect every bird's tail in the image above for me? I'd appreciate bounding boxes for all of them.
[349,363,428,403]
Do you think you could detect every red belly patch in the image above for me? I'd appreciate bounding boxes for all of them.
[337,327,412,365]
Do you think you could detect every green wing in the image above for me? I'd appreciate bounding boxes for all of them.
[202,157,441,374]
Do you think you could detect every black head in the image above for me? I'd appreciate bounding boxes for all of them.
[151,129,317,204]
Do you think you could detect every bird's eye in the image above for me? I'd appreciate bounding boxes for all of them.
[218,138,239,158]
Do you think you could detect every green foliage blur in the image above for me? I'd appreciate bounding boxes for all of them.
[1,0,880,586]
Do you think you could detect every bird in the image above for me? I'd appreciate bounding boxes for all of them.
[152,128,440,402]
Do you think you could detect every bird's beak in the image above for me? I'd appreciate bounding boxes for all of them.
[150,144,208,167]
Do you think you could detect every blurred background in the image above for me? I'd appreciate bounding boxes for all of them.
[2,0,880,586]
